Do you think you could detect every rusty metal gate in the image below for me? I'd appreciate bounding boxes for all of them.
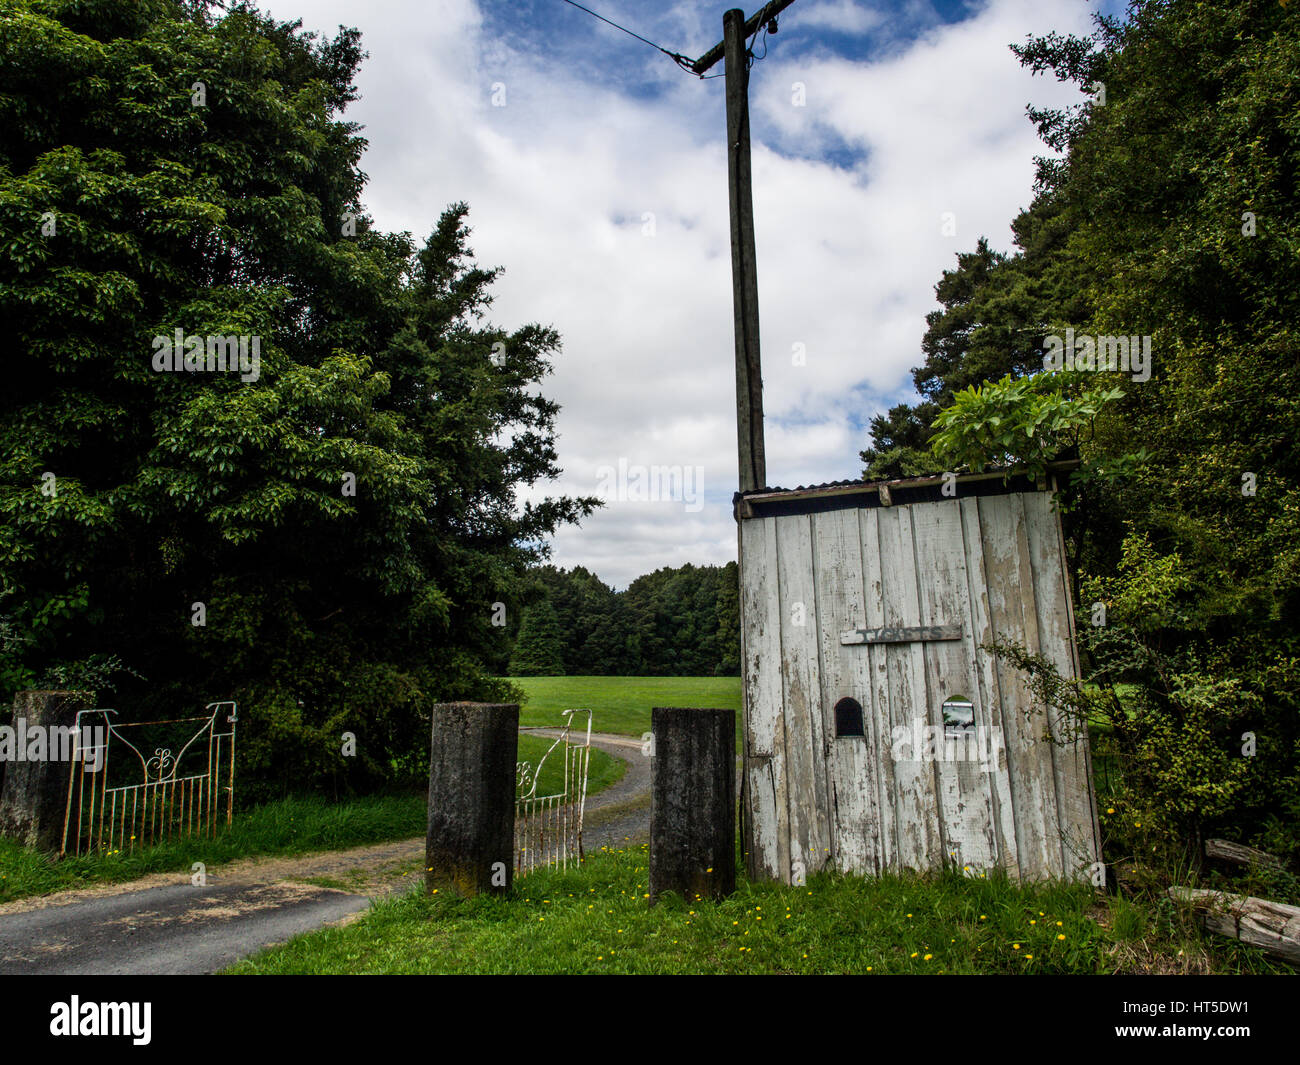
[514,709,592,876]
[61,702,238,856]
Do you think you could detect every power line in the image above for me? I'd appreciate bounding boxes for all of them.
[554,0,777,78]
[556,0,692,66]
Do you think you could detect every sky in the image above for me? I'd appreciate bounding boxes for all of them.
[260,0,1120,589]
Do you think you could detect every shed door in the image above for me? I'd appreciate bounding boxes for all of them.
[818,501,1001,875]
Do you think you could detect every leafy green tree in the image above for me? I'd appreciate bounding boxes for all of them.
[508,600,566,677]
[897,0,1300,865]
[861,208,1091,481]
[0,1,594,798]
[714,561,740,676]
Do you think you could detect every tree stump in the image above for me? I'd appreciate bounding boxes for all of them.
[0,690,93,852]
[426,702,518,897]
[650,706,736,903]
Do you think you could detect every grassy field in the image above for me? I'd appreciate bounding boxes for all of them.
[0,733,622,904]
[227,844,1283,975]
[512,675,742,739]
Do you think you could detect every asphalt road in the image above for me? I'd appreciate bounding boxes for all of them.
[0,880,372,976]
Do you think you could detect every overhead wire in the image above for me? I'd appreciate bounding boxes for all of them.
[555,0,693,67]
[554,0,778,78]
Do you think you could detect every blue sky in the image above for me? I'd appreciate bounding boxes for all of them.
[264,0,1120,587]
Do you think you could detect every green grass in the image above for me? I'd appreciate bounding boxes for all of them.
[0,736,623,904]
[226,844,1284,974]
[517,731,624,799]
[511,675,742,739]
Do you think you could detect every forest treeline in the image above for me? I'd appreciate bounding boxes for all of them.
[498,563,740,678]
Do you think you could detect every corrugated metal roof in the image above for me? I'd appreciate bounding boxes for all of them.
[741,460,1079,499]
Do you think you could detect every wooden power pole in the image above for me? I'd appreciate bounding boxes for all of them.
[693,2,796,495]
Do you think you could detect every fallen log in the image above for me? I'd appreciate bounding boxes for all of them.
[1169,886,1300,965]
[1204,838,1284,871]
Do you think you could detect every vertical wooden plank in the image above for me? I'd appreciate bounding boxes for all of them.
[977,494,1062,879]
[911,499,997,872]
[811,508,879,875]
[1023,491,1101,878]
[740,516,787,880]
[650,707,736,902]
[776,513,832,880]
[723,7,766,494]
[959,496,1020,876]
[876,505,944,871]
[859,508,896,872]
[426,703,518,897]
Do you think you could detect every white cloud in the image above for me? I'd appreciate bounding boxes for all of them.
[263,0,1094,588]
[796,0,887,36]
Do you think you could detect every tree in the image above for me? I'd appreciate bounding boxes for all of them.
[714,561,740,676]
[508,601,567,677]
[0,1,595,797]
[892,0,1300,863]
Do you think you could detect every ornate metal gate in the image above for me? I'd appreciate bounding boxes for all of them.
[514,709,592,876]
[61,702,238,856]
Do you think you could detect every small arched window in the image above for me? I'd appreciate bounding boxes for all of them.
[834,697,864,738]
[942,695,974,736]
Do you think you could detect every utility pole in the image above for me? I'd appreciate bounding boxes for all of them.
[693,1,797,495]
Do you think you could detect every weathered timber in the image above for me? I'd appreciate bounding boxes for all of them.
[690,0,800,75]
[1169,887,1300,966]
[650,707,736,903]
[839,624,963,646]
[723,7,766,494]
[426,702,518,897]
[0,690,92,852]
[1205,838,1285,871]
[739,487,1100,882]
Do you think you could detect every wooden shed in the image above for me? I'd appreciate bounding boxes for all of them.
[735,465,1100,884]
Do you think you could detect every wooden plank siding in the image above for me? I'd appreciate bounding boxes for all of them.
[812,508,880,874]
[738,487,1100,884]
[774,514,832,880]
